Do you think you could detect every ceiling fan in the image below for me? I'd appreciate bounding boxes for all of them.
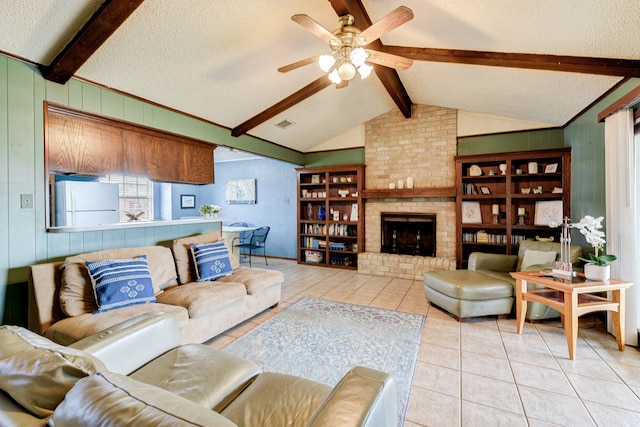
[278,6,414,87]
[231,0,639,138]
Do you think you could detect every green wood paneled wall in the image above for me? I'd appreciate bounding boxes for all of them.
[457,128,565,155]
[0,55,303,325]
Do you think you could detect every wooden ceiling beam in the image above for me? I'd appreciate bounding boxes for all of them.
[41,0,145,84]
[328,0,413,118]
[382,46,640,78]
[231,77,333,137]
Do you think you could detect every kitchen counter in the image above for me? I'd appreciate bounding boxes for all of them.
[47,217,236,233]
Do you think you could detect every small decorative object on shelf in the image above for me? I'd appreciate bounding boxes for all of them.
[518,207,526,225]
[406,176,414,189]
[492,204,499,224]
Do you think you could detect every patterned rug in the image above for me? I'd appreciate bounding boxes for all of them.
[224,297,425,426]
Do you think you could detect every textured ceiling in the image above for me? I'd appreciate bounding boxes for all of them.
[1,0,638,153]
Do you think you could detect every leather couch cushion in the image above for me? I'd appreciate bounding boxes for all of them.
[173,231,240,285]
[221,372,331,427]
[44,303,189,346]
[516,240,582,271]
[49,371,236,427]
[59,246,178,317]
[0,326,106,418]
[216,267,284,294]
[423,270,513,300]
[157,282,247,318]
[131,344,261,412]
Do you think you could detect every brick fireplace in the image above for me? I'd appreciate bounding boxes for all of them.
[358,105,458,280]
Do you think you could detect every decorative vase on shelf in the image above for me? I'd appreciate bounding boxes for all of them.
[584,263,610,281]
[212,212,219,217]
[203,213,211,219]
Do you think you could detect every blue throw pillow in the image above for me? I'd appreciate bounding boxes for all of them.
[86,256,157,313]
[190,241,233,282]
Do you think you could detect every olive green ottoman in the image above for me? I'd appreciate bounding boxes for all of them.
[423,270,514,320]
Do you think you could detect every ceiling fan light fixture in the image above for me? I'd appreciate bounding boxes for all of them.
[350,47,368,67]
[337,61,357,81]
[318,54,336,72]
[357,62,373,79]
[328,69,342,84]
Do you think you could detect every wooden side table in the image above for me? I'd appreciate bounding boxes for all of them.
[510,271,633,360]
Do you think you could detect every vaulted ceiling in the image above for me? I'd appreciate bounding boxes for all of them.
[1,0,639,154]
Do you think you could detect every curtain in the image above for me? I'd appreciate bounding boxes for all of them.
[604,108,637,346]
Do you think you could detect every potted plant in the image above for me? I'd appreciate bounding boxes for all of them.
[199,204,222,218]
[574,215,617,280]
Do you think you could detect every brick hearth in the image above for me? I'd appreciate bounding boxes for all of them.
[359,105,458,279]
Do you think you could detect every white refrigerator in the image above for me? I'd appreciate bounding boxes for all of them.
[55,181,120,227]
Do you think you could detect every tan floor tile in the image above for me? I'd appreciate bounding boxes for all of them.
[461,334,507,359]
[419,343,460,370]
[584,400,640,427]
[566,373,640,412]
[461,400,528,427]
[518,385,595,426]
[461,351,514,382]
[510,361,575,397]
[461,372,523,415]
[413,361,460,398]
[406,387,460,427]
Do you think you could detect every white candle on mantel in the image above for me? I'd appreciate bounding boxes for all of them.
[518,207,525,216]
[492,204,499,214]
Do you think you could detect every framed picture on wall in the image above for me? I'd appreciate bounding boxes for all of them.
[181,194,196,209]
[226,179,257,204]
[534,200,563,226]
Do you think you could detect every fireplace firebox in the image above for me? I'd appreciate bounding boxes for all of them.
[381,212,436,256]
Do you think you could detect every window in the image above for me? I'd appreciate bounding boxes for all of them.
[99,175,154,222]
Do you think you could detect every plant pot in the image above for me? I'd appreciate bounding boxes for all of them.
[202,213,211,219]
[584,263,610,281]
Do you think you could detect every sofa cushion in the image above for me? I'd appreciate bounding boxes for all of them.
[221,372,331,427]
[0,325,106,418]
[520,249,557,271]
[157,282,247,318]
[216,267,285,295]
[130,344,261,412]
[173,231,240,285]
[44,304,189,346]
[516,240,582,271]
[423,270,513,300]
[191,241,234,282]
[49,371,236,427]
[86,256,157,313]
[59,246,178,317]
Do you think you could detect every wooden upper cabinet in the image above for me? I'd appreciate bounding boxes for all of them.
[46,103,215,184]
[47,112,124,175]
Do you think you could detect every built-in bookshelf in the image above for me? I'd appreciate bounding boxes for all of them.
[296,165,364,270]
[456,148,571,269]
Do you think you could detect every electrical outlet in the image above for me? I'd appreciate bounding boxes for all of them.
[20,194,33,209]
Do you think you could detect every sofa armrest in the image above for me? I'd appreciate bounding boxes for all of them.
[468,252,518,272]
[307,366,397,427]
[69,312,180,375]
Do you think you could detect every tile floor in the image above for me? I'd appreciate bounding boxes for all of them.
[207,259,640,427]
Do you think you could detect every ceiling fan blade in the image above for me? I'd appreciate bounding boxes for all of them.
[356,6,413,46]
[367,49,413,70]
[335,80,349,89]
[291,14,339,46]
[278,56,320,73]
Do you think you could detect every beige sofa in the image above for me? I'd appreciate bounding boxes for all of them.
[28,230,283,345]
[424,240,583,320]
[0,312,397,427]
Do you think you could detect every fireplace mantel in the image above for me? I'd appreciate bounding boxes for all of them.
[362,187,456,200]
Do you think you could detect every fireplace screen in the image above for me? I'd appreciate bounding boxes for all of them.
[381,213,436,256]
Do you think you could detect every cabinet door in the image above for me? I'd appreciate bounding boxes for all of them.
[47,113,123,175]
